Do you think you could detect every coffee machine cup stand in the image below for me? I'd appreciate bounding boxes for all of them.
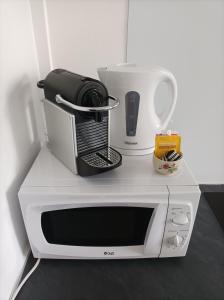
[38,69,122,177]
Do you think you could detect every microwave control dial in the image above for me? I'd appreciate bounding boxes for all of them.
[169,235,183,247]
[172,213,189,226]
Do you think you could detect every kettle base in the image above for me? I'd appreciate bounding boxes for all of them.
[111,146,155,156]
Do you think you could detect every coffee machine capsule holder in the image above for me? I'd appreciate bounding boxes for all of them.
[38,69,122,176]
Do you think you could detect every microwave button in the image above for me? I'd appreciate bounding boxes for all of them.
[172,213,189,226]
[168,234,183,247]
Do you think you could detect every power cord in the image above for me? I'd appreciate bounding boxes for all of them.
[10,258,41,300]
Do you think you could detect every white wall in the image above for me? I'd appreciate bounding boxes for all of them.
[0,0,42,299]
[128,0,224,183]
[42,0,129,78]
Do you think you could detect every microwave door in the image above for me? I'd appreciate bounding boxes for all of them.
[41,206,154,247]
[20,185,169,259]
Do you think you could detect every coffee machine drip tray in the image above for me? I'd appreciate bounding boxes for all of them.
[77,147,122,176]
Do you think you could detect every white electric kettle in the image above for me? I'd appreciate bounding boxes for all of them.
[97,63,177,155]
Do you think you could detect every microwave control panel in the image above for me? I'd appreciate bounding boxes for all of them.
[161,203,192,256]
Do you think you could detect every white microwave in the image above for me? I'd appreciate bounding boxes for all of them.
[19,146,200,259]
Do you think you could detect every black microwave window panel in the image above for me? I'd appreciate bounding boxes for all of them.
[41,206,154,247]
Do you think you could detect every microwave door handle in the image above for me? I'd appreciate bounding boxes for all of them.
[55,94,119,112]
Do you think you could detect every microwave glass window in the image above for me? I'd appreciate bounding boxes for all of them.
[41,206,153,247]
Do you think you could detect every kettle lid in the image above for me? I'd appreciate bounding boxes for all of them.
[99,63,156,74]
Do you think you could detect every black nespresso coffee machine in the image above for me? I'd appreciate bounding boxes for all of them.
[38,69,122,176]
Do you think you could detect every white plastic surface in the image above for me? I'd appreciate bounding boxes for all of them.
[172,214,189,226]
[98,64,177,155]
[22,146,198,188]
[160,185,201,257]
[19,188,168,259]
[169,235,183,247]
[19,147,200,259]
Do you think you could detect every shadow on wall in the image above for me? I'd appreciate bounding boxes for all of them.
[6,76,41,252]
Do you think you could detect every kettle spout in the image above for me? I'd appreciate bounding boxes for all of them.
[97,67,107,82]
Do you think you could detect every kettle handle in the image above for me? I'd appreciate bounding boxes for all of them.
[152,67,177,130]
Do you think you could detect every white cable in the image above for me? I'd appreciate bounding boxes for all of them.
[10,258,41,300]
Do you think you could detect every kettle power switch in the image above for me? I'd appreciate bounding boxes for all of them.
[125,91,140,136]
[172,214,189,226]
